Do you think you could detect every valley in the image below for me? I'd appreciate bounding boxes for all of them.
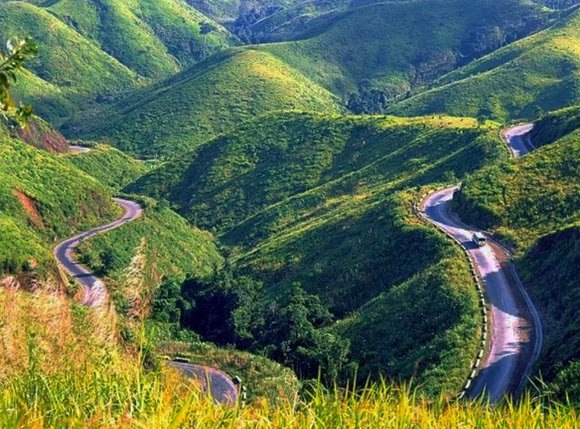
[0,0,578,426]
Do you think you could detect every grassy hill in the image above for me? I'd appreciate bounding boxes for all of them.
[47,0,236,76]
[129,113,503,235]
[1,1,138,120]
[0,120,223,302]
[453,107,579,402]
[65,50,342,157]
[61,0,553,157]
[66,143,152,190]
[76,197,223,291]
[258,0,548,99]
[0,123,120,276]
[129,112,507,392]
[393,8,580,121]
[3,0,236,121]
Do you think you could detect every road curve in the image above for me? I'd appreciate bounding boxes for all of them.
[169,361,239,405]
[53,198,143,307]
[68,145,92,154]
[53,199,239,404]
[503,123,535,157]
[421,125,542,403]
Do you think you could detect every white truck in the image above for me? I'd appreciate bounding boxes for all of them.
[472,232,487,247]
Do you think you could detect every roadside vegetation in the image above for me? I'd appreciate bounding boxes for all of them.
[0,285,576,428]
[0,123,120,276]
[76,198,224,306]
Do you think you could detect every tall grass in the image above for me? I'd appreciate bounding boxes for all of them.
[0,367,578,428]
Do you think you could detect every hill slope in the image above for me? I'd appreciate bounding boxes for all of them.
[258,0,549,99]
[66,144,152,190]
[4,0,236,120]
[454,107,580,402]
[393,9,580,120]
[128,112,507,392]
[2,1,138,120]
[0,123,120,276]
[65,50,342,157]
[47,0,236,76]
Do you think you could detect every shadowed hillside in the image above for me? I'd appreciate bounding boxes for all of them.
[394,9,580,120]
[127,112,507,391]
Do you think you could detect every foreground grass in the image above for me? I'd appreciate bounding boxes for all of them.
[0,270,576,428]
[1,368,578,428]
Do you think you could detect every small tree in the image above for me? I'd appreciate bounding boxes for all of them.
[0,37,37,124]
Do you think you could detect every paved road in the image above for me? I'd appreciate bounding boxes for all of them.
[169,361,239,405]
[53,199,239,404]
[421,125,542,403]
[503,124,535,157]
[53,198,143,307]
[68,145,92,154]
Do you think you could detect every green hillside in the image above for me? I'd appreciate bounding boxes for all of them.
[76,198,224,299]
[65,50,342,157]
[0,121,221,304]
[394,9,580,121]
[1,1,138,120]
[258,0,548,99]
[0,124,120,275]
[530,105,580,146]
[129,112,506,391]
[3,0,236,121]
[454,109,579,402]
[129,113,503,234]
[47,0,236,76]
[66,143,152,190]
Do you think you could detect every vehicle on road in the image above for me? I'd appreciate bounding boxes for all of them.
[472,232,487,247]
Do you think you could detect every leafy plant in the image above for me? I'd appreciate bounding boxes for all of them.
[0,37,36,124]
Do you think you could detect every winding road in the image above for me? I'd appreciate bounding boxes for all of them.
[421,125,542,403]
[53,198,142,307]
[169,361,239,405]
[503,124,535,157]
[53,196,239,404]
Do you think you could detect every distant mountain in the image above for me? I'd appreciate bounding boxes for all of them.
[63,0,552,157]
[3,0,236,120]
[393,8,580,121]
[257,0,550,100]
